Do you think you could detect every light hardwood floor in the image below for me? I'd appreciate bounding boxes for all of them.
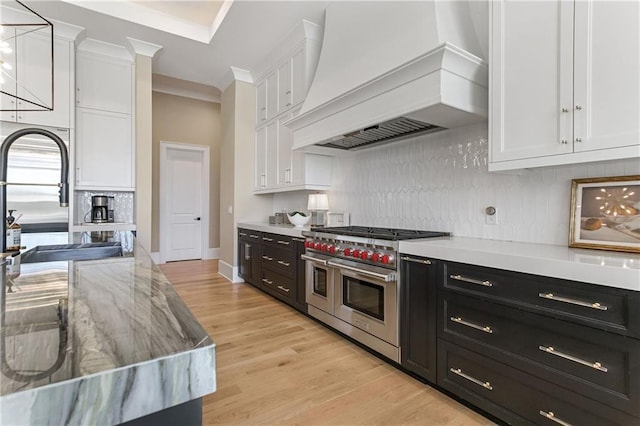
[160,260,494,425]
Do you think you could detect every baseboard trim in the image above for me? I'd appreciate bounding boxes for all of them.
[218,260,244,283]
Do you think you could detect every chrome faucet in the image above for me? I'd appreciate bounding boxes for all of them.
[0,128,69,253]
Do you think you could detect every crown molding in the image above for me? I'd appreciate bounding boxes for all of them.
[152,74,221,103]
[77,38,133,61]
[218,66,253,92]
[126,37,163,58]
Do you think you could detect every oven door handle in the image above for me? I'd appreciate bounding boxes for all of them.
[300,254,328,266]
[327,261,396,282]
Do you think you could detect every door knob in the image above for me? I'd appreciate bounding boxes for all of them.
[195,217,201,221]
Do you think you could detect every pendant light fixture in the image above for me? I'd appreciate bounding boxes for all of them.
[0,0,54,112]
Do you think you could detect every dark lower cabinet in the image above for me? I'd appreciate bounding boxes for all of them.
[238,229,261,286]
[238,228,306,314]
[400,254,640,425]
[399,255,438,382]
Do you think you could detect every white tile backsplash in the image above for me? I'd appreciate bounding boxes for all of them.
[74,191,135,225]
[328,122,640,246]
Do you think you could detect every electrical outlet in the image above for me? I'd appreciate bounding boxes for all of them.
[485,206,498,225]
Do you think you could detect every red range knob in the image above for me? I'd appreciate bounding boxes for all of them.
[381,254,390,264]
[352,250,360,258]
[314,242,322,250]
[321,244,328,252]
[343,248,351,256]
[360,251,369,260]
[329,245,336,254]
[372,253,380,262]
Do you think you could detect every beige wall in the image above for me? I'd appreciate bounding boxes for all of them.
[219,82,236,265]
[151,92,222,252]
[219,80,273,268]
[135,55,153,252]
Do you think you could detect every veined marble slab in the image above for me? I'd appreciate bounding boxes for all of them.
[0,232,216,425]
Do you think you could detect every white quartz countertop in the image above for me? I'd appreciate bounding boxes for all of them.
[399,237,640,292]
[0,232,216,425]
[237,221,310,238]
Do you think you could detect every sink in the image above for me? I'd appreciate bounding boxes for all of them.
[21,242,123,264]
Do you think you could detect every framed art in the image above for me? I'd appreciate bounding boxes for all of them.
[569,175,640,253]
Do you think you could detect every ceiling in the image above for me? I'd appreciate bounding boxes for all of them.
[16,0,330,94]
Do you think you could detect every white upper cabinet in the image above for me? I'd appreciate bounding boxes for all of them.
[75,108,134,190]
[489,0,640,171]
[76,50,133,114]
[256,79,267,124]
[252,20,331,194]
[75,41,135,190]
[1,29,73,128]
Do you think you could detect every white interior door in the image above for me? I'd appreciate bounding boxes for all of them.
[162,144,209,262]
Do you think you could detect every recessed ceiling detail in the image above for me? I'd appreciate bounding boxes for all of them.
[60,0,232,43]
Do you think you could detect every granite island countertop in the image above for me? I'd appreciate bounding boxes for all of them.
[0,231,216,425]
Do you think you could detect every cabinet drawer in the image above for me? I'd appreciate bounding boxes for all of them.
[238,229,262,241]
[262,233,293,248]
[440,261,640,338]
[438,340,637,426]
[261,269,297,302]
[262,245,295,277]
[439,291,640,415]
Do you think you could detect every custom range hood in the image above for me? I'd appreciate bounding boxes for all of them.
[286,1,488,151]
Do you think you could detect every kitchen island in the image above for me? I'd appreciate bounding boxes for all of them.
[0,231,216,426]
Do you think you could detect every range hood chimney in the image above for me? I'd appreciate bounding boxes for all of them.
[286,1,488,151]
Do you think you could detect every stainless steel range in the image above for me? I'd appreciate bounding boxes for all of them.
[301,226,450,362]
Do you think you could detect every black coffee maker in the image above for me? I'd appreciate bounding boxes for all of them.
[91,195,109,223]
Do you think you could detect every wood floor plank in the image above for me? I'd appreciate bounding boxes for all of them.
[160,260,494,425]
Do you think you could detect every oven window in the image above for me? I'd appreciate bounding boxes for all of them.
[313,267,327,297]
[343,276,384,321]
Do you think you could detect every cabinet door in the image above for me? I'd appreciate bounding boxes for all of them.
[573,0,640,153]
[76,51,132,114]
[254,123,277,191]
[17,34,71,128]
[490,0,574,163]
[277,113,292,185]
[400,255,438,382]
[266,71,278,121]
[291,49,305,107]
[265,121,278,188]
[76,107,134,189]
[255,127,267,190]
[256,79,267,125]
[277,60,292,114]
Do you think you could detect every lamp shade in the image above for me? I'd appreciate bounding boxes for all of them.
[308,193,329,210]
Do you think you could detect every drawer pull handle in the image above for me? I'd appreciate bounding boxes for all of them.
[277,260,291,267]
[400,256,432,265]
[538,346,608,372]
[450,368,493,391]
[450,316,493,334]
[277,240,290,245]
[277,285,290,293]
[539,410,573,426]
[239,232,247,236]
[450,274,492,287]
[249,235,259,239]
[262,256,273,261]
[292,237,305,242]
[538,293,607,311]
[261,278,273,285]
[263,237,274,242]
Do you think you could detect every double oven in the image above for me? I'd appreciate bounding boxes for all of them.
[302,226,449,363]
